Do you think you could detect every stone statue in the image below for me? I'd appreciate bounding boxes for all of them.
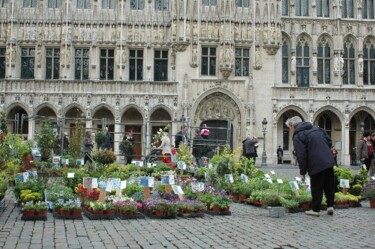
[334,54,340,71]
[192,22,198,38]
[255,47,262,69]
[186,22,190,39]
[192,45,198,64]
[171,20,177,37]
[312,53,317,71]
[36,47,42,67]
[340,54,344,72]
[291,54,296,73]
[358,55,363,73]
[122,50,127,65]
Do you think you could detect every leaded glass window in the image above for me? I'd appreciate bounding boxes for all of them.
[282,40,289,83]
[343,40,355,84]
[363,39,375,85]
[21,48,35,79]
[316,0,329,17]
[48,0,61,8]
[342,0,354,18]
[77,0,91,9]
[102,0,115,9]
[1,0,8,7]
[362,0,375,19]
[155,0,168,10]
[201,47,216,76]
[129,49,143,81]
[154,50,168,81]
[318,114,332,138]
[295,0,309,16]
[130,0,144,10]
[46,48,60,79]
[100,49,114,80]
[75,48,89,80]
[23,0,37,7]
[202,0,217,6]
[296,38,310,87]
[235,0,249,7]
[282,0,289,16]
[317,37,331,84]
[0,48,5,79]
[235,48,249,77]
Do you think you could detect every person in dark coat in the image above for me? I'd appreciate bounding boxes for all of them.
[192,129,204,168]
[242,135,258,163]
[175,125,189,149]
[286,116,335,217]
[277,145,283,164]
[102,127,113,150]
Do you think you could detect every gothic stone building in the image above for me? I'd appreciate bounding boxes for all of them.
[0,0,375,165]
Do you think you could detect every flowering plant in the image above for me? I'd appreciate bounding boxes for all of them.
[113,200,138,213]
[151,124,170,146]
[143,198,178,216]
[21,201,35,211]
[362,180,375,200]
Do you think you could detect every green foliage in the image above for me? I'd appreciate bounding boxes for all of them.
[69,120,84,162]
[349,184,362,196]
[280,197,299,209]
[0,112,7,133]
[334,166,354,190]
[154,164,173,172]
[95,131,107,150]
[119,139,134,161]
[13,180,44,200]
[211,146,235,176]
[122,184,144,197]
[92,149,116,165]
[0,133,32,168]
[176,143,194,168]
[363,188,375,200]
[36,120,55,159]
[0,174,7,197]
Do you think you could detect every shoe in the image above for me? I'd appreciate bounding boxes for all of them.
[327,207,334,215]
[305,210,320,217]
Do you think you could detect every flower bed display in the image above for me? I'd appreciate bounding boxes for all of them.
[21,201,48,221]
[142,199,178,219]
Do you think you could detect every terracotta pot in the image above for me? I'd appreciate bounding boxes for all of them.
[232,195,239,201]
[370,199,375,208]
[155,209,165,216]
[61,210,71,216]
[93,210,103,215]
[239,196,247,202]
[211,206,221,212]
[37,210,47,216]
[124,211,136,216]
[55,208,61,215]
[71,210,82,216]
[104,209,114,215]
[220,206,230,212]
[23,210,35,217]
[300,203,310,209]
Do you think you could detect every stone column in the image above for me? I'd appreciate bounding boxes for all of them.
[28,118,35,140]
[114,121,122,161]
[342,123,351,166]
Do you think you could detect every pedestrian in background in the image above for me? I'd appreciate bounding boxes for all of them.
[102,127,113,150]
[175,125,189,149]
[82,130,94,164]
[277,145,283,164]
[192,129,204,168]
[242,135,258,163]
[356,131,372,172]
[285,116,335,217]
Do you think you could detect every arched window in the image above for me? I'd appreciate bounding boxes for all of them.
[282,38,289,83]
[362,0,375,19]
[318,114,332,138]
[364,116,375,133]
[342,0,354,18]
[363,38,375,85]
[295,0,309,16]
[317,37,331,84]
[343,39,355,84]
[316,0,329,17]
[282,0,289,16]
[296,37,310,87]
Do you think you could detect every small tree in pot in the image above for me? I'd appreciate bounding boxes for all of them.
[36,120,55,161]
[119,139,134,164]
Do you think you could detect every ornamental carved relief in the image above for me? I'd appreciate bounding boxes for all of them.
[196,93,240,122]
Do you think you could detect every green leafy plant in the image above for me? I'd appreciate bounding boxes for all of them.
[119,140,134,163]
[280,197,299,209]
[36,119,55,160]
[69,120,84,162]
[92,150,116,165]
[122,184,143,197]
[95,131,107,150]
[176,143,195,168]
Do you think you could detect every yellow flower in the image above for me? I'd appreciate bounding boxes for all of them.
[7,161,13,168]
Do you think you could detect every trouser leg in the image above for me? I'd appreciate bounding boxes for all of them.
[310,171,324,212]
[322,167,335,208]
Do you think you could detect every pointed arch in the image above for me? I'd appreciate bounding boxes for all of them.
[343,35,357,85]
[296,33,312,87]
[317,34,333,84]
[363,36,375,85]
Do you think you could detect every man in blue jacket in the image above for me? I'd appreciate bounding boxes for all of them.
[285,116,335,217]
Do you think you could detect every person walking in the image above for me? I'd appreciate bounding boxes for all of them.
[175,125,189,149]
[123,129,136,164]
[192,129,204,168]
[356,131,372,172]
[102,127,113,150]
[242,135,258,163]
[158,129,172,163]
[277,145,283,164]
[200,124,210,139]
[82,130,94,164]
[285,116,335,217]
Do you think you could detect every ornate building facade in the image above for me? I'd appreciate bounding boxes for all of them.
[0,0,374,165]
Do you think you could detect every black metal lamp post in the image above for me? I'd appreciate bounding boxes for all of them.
[261,118,268,166]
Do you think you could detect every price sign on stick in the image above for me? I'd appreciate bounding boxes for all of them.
[144,187,151,199]
[340,179,350,194]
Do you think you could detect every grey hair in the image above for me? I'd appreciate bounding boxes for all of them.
[285,116,302,128]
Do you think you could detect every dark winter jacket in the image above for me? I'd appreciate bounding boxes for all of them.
[192,135,204,158]
[242,138,257,157]
[293,122,335,176]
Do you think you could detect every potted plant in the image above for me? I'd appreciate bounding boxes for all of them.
[35,201,48,216]
[361,180,375,208]
[120,201,137,216]
[103,203,114,215]
[363,188,375,208]
[334,192,349,207]
[22,201,36,217]
[280,197,299,212]
[35,120,55,160]
[119,139,134,164]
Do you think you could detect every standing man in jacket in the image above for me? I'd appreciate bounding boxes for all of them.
[356,131,372,172]
[285,116,335,217]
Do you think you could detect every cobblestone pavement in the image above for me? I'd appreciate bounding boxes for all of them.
[0,165,373,249]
